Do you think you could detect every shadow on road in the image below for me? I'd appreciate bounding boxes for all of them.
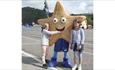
[22,56,71,69]
[22,56,39,64]
[22,56,44,68]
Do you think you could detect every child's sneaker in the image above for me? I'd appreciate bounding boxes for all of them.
[78,65,82,70]
[75,68,78,70]
[42,64,48,69]
[45,59,49,64]
[72,65,77,70]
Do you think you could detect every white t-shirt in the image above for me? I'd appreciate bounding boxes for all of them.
[42,29,60,45]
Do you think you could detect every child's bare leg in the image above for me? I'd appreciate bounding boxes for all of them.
[75,51,81,66]
[73,54,77,67]
[72,52,79,70]
[46,47,50,60]
[42,45,47,64]
[79,54,82,70]
[75,51,83,70]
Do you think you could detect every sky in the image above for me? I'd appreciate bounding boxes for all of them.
[22,0,93,14]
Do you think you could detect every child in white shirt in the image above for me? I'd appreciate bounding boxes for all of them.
[41,23,61,68]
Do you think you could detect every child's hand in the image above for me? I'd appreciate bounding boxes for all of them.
[77,44,84,52]
[77,44,81,51]
[77,46,80,51]
[70,46,73,49]
[70,44,74,49]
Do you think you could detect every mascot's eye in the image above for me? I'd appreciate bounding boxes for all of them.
[53,18,58,23]
[61,17,66,23]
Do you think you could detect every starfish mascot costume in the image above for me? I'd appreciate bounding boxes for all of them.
[38,0,86,68]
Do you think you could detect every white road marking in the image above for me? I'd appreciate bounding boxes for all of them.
[22,51,63,70]
[22,50,92,65]
[85,42,93,45]
[22,50,41,63]
[83,51,93,55]
[22,50,92,70]
[23,43,40,45]
[22,36,40,41]
[48,67,58,70]
[22,36,93,61]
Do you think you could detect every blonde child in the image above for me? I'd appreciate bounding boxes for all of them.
[41,23,61,69]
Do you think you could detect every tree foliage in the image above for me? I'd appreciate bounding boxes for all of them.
[22,7,93,26]
[22,7,47,25]
[71,14,93,26]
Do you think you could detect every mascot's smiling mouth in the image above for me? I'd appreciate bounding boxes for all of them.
[56,27,65,31]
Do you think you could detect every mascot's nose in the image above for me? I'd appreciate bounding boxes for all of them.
[58,25,61,27]
[56,24,64,28]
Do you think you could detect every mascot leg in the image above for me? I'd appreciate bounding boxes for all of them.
[48,38,62,67]
[48,51,58,67]
[49,38,72,68]
[62,51,72,68]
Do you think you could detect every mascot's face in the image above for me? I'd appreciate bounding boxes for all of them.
[38,0,86,46]
[47,1,75,32]
[49,15,73,32]
[51,17,66,31]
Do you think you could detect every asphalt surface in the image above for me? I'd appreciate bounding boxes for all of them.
[22,25,93,70]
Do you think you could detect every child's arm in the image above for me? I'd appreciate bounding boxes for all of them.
[80,29,85,45]
[70,30,73,44]
[70,30,73,49]
[77,29,85,51]
[43,29,61,35]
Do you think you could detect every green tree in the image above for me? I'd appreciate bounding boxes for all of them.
[22,7,47,25]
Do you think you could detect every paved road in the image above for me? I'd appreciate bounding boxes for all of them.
[22,25,93,70]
